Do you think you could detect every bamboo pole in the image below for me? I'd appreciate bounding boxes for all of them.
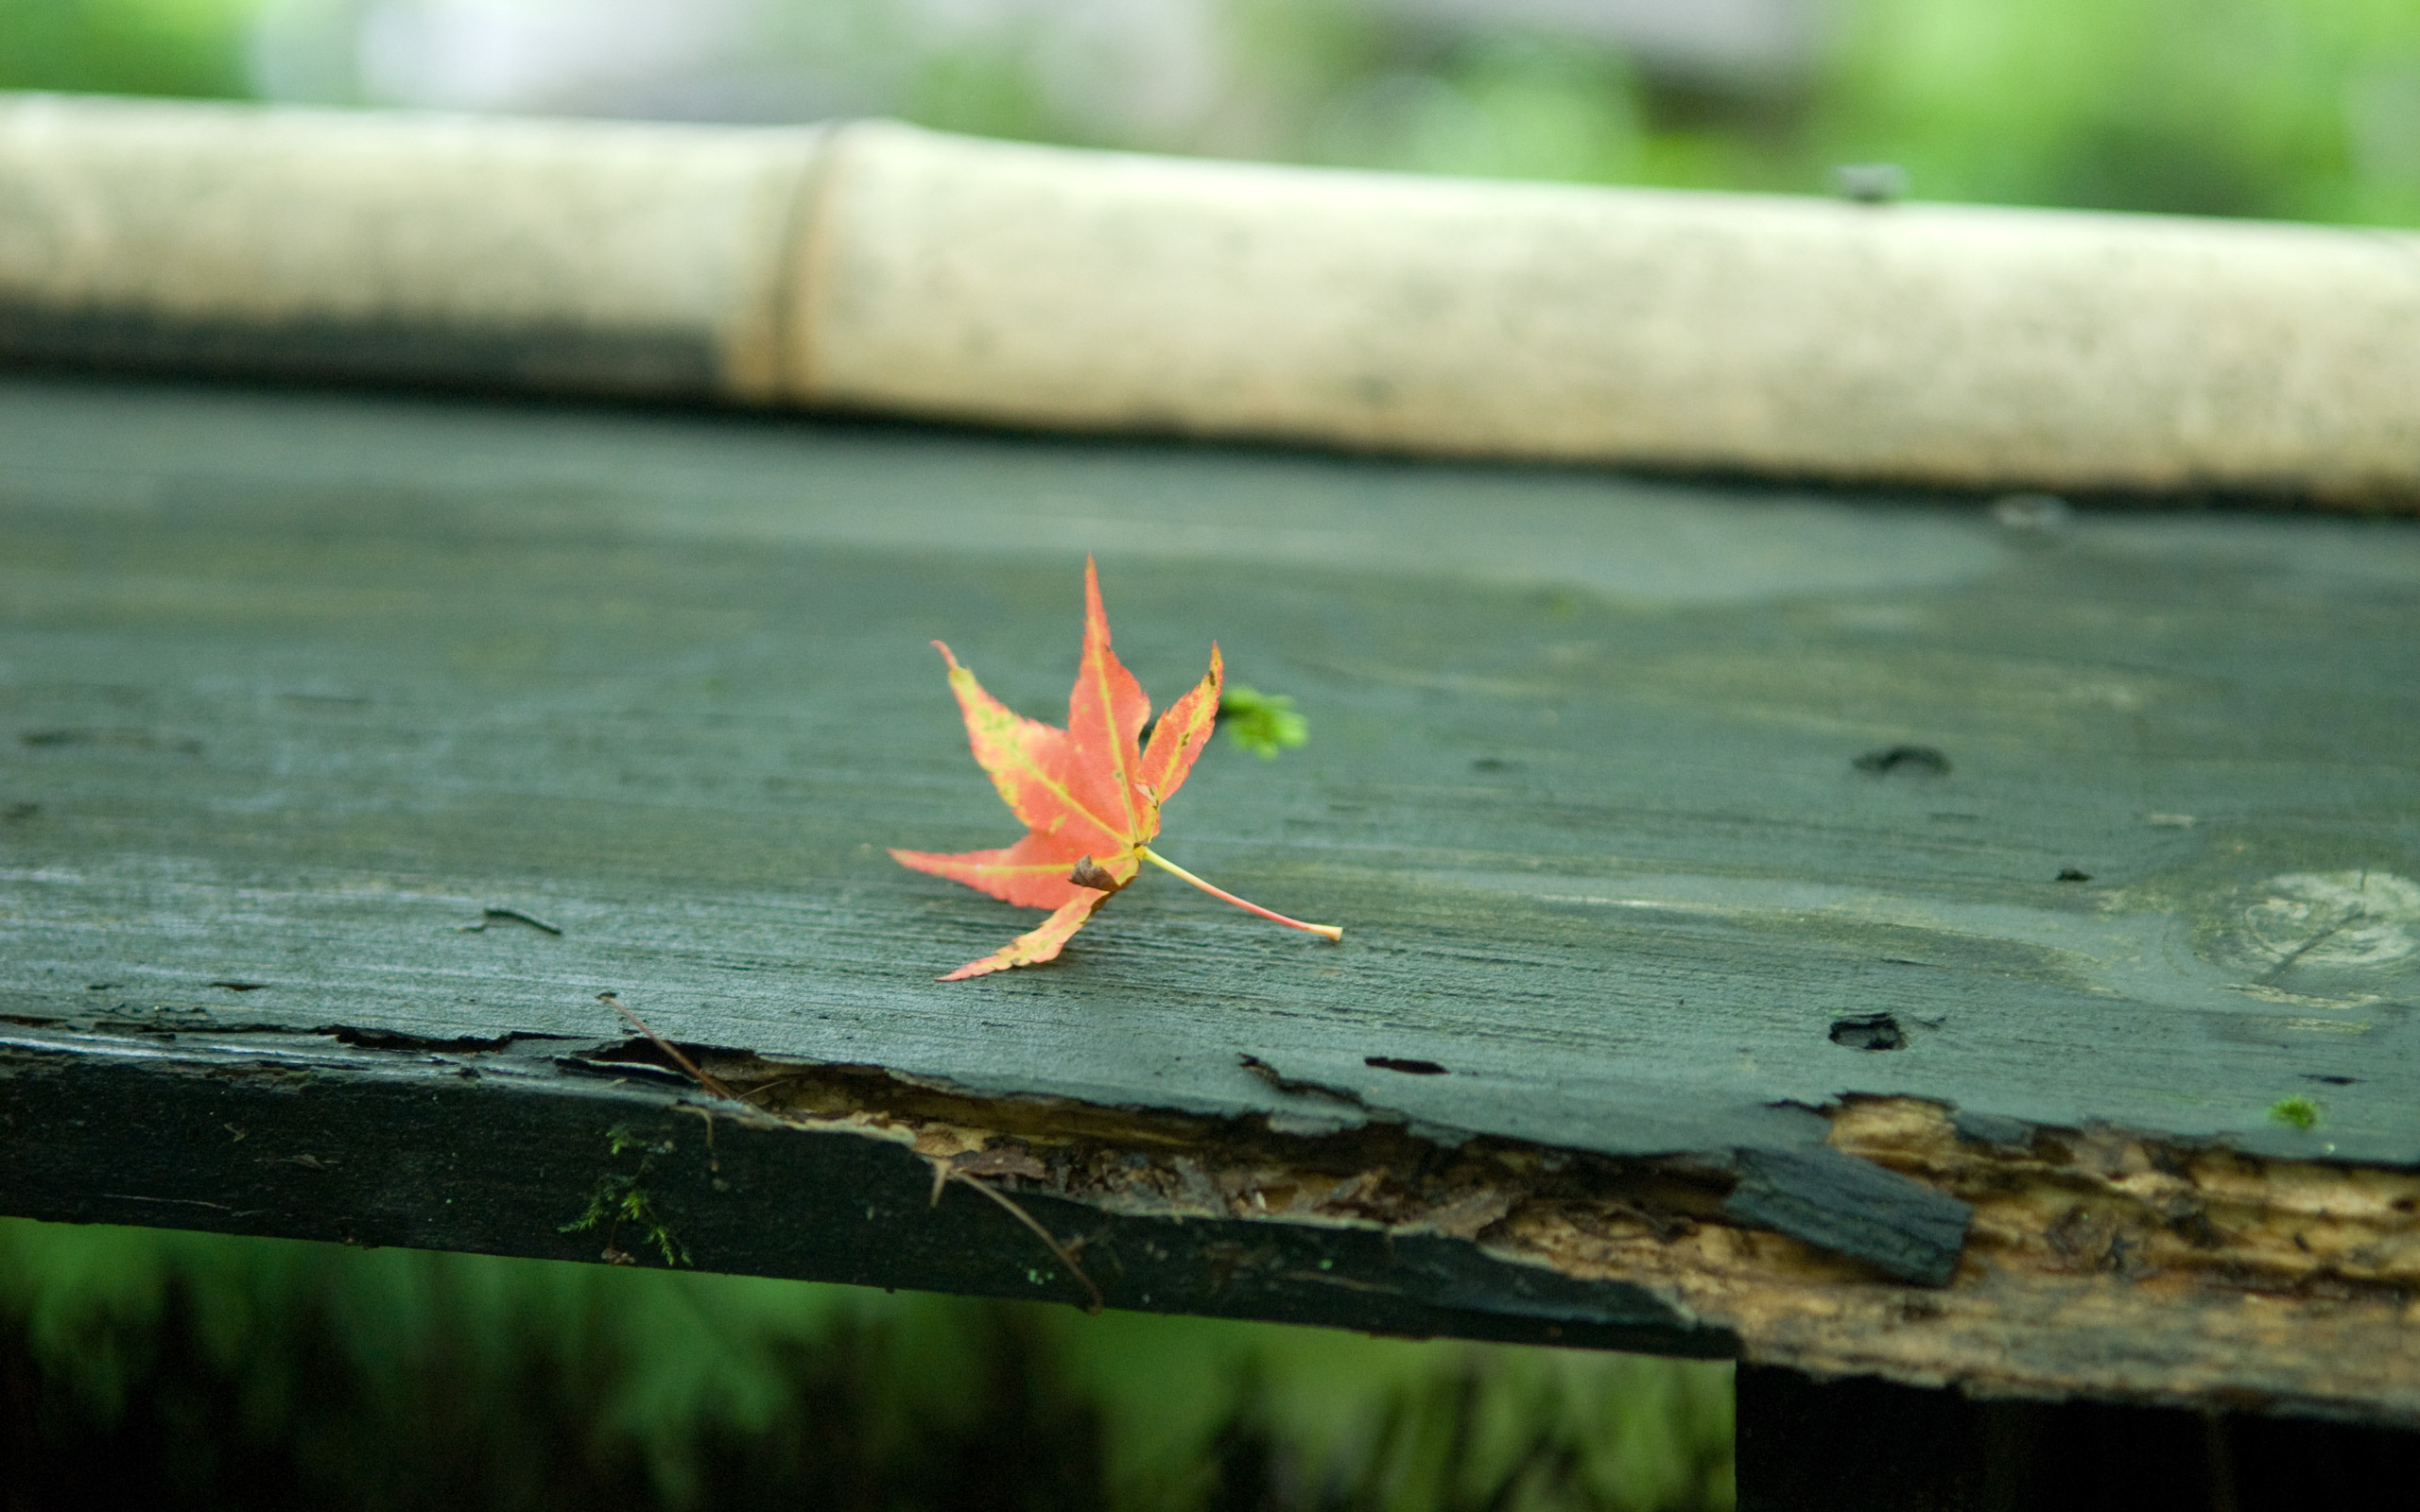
[4,93,2415,505]
[0,94,821,399]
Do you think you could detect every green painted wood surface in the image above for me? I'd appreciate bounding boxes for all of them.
[1,371,2415,1180]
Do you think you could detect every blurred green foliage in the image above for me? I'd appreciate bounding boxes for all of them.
[0,0,260,98]
[3,0,2416,225]
[1821,0,2420,224]
[1229,0,2420,223]
[0,1215,1735,1510]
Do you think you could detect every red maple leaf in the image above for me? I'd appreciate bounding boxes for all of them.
[892,558,1342,980]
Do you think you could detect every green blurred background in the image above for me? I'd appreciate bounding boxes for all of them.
[2,1217,1733,1509]
[3,0,2416,224]
[3,2,2409,1505]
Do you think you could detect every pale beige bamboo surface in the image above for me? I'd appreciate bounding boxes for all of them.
[4,92,2416,504]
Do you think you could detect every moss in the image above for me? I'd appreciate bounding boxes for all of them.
[562,1125,689,1267]
[2267,1095,2320,1131]
[1218,685,1307,760]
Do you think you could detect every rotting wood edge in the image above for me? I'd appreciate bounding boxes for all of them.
[6,1012,2413,1425]
[619,1035,2420,1426]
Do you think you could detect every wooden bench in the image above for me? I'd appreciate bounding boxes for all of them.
[4,370,2415,1504]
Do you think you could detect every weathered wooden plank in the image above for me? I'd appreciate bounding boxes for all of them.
[2,373,2416,1418]
[0,1019,1720,1354]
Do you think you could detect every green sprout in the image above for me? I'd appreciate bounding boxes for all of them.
[1219,685,1307,760]
[2267,1095,2319,1131]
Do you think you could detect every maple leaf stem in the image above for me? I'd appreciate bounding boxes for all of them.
[1138,846,1343,942]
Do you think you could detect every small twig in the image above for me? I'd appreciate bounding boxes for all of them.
[669,1104,723,1174]
[602,1001,1098,1312]
[735,1074,818,1107]
[598,991,737,1102]
[942,1164,1104,1314]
